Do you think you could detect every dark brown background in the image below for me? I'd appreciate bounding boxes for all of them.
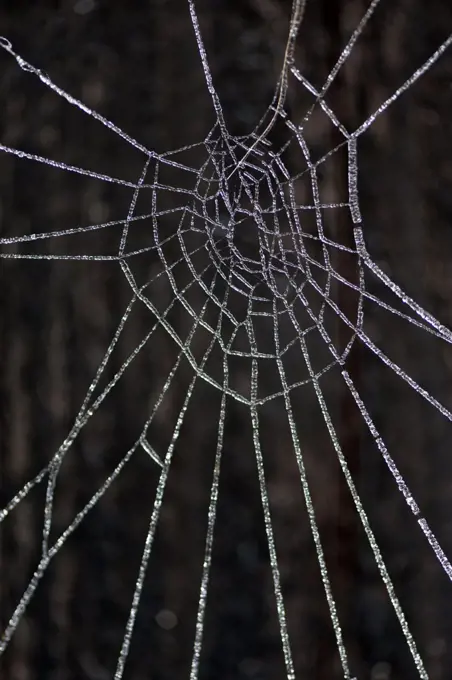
[1,1,452,679]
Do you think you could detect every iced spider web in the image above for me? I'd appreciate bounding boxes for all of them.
[1,0,452,678]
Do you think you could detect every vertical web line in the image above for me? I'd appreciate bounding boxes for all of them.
[189,267,234,679]
[293,330,428,677]
[190,357,229,679]
[186,0,228,137]
[246,307,296,680]
[272,299,352,679]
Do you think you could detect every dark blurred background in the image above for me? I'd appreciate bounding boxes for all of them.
[1,1,452,679]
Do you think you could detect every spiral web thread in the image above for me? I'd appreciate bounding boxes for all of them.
[1,1,452,678]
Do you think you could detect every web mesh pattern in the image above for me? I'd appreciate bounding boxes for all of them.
[1,1,452,678]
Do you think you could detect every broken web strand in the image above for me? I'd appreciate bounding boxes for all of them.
[0,290,210,651]
[0,435,139,655]
[1,424,149,654]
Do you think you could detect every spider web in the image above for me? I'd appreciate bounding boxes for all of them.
[1,1,452,678]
